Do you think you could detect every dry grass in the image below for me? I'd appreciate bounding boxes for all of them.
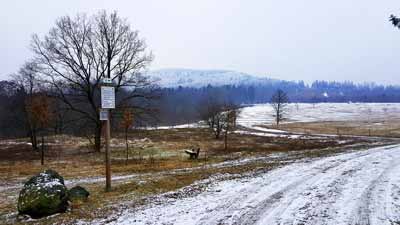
[274,119,400,137]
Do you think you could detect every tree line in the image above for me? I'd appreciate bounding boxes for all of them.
[2,71,400,140]
[0,11,156,155]
[155,80,400,126]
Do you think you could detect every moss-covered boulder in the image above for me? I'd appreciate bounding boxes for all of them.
[68,186,90,202]
[17,170,69,218]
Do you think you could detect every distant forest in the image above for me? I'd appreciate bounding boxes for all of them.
[157,80,400,125]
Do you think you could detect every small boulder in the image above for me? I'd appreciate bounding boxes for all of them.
[17,170,69,218]
[68,186,90,202]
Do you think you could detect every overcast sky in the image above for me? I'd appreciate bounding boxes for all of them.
[1,0,400,84]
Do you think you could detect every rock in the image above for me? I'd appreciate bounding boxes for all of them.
[68,186,90,201]
[17,170,69,218]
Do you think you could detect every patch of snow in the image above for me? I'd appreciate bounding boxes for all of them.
[137,122,207,130]
[235,130,315,140]
[41,180,63,188]
[251,126,288,133]
[235,130,284,138]
[0,141,32,145]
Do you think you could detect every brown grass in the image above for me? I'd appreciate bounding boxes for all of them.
[271,120,400,138]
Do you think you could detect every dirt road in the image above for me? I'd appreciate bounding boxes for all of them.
[110,144,400,225]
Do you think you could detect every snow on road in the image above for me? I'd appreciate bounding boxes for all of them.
[109,144,400,225]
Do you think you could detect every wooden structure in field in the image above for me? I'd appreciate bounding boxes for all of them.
[185,148,201,159]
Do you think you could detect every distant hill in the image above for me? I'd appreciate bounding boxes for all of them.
[147,68,278,88]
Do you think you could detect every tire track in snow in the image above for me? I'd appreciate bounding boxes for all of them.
[352,157,400,225]
[213,155,372,225]
[237,146,396,225]
[263,145,400,225]
[193,151,373,225]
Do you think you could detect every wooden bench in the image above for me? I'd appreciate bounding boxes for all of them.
[185,148,200,159]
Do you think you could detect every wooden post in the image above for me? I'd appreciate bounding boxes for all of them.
[105,110,111,192]
[101,78,115,192]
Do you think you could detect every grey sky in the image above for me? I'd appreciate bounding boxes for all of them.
[1,0,400,84]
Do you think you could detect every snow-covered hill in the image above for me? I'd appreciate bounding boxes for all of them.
[147,68,276,88]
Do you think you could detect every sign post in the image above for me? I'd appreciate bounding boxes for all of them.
[99,109,109,121]
[101,79,115,192]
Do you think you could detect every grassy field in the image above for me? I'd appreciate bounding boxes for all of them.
[0,125,392,224]
[272,120,400,137]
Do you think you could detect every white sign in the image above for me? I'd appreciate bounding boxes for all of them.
[102,78,112,84]
[99,109,109,121]
[101,86,115,109]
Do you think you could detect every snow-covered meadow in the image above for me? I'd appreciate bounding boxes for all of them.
[238,103,400,129]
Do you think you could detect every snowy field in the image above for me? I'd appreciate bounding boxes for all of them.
[237,103,400,129]
[107,144,400,225]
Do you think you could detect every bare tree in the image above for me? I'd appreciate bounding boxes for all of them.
[199,98,225,139]
[199,98,240,145]
[221,105,240,151]
[26,94,53,165]
[271,89,289,127]
[30,10,154,152]
[120,108,133,165]
[13,61,42,150]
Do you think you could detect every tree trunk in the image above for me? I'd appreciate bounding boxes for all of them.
[30,129,38,150]
[276,103,280,127]
[224,131,228,151]
[94,123,102,152]
[215,128,220,139]
[276,114,280,126]
[214,121,221,139]
[41,134,44,165]
[125,128,129,165]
